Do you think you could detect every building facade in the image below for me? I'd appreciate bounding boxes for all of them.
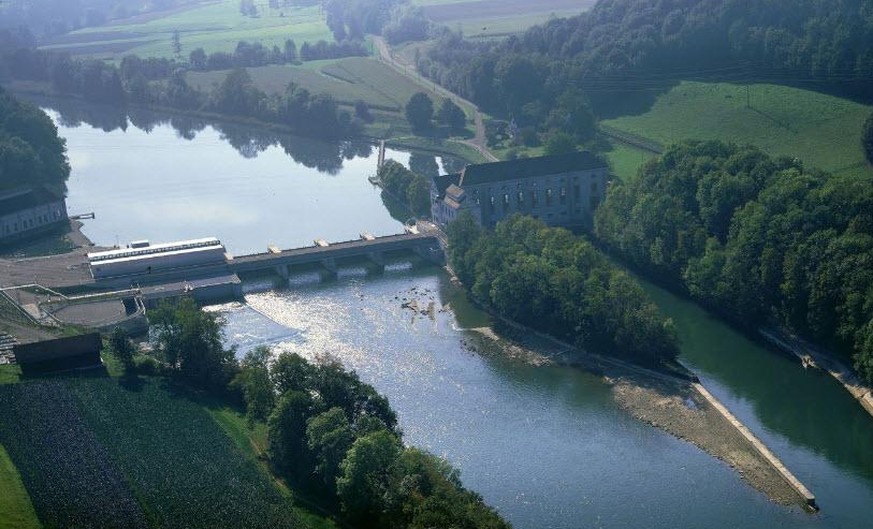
[0,187,69,245]
[431,151,609,229]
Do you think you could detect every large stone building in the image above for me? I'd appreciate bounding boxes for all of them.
[0,186,68,245]
[431,151,609,228]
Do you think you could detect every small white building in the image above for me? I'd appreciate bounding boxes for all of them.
[0,187,68,245]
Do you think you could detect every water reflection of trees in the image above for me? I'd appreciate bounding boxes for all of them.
[29,96,380,174]
[28,95,467,177]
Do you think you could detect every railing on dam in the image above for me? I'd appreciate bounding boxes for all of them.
[228,232,443,275]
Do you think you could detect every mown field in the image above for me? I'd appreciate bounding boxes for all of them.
[602,81,873,177]
[415,0,595,37]
[188,57,426,111]
[0,375,312,529]
[40,0,332,60]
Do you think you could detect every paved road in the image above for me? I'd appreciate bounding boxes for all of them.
[372,37,498,162]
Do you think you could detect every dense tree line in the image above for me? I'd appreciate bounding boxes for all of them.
[323,0,398,41]
[418,0,873,147]
[240,348,509,528]
[422,0,873,99]
[0,87,70,192]
[0,0,197,39]
[377,159,430,217]
[448,213,680,366]
[864,111,873,165]
[382,4,431,45]
[1,47,358,139]
[594,141,873,382]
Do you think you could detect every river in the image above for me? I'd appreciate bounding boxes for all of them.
[45,100,873,529]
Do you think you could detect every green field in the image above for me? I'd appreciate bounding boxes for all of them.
[0,444,40,529]
[0,372,330,529]
[40,0,333,59]
[605,143,656,182]
[602,81,873,177]
[188,57,427,112]
[414,0,594,37]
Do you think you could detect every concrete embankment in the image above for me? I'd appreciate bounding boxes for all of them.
[693,383,817,510]
[761,328,873,420]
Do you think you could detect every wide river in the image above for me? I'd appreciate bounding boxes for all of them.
[47,100,873,528]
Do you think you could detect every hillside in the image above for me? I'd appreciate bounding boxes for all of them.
[602,81,873,178]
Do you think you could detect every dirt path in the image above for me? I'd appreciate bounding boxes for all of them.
[372,37,498,162]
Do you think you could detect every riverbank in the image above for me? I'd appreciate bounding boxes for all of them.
[447,291,816,509]
[6,82,486,165]
[761,328,873,419]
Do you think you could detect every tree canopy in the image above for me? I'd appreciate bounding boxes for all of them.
[405,92,434,133]
[149,297,237,392]
[447,213,680,365]
[263,352,509,528]
[0,87,70,192]
[595,140,873,382]
[864,111,873,165]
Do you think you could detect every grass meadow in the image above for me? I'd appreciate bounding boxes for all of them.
[414,0,593,37]
[0,444,40,529]
[602,81,873,177]
[187,57,427,111]
[40,0,333,60]
[605,143,656,182]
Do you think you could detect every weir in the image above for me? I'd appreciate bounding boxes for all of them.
[228,232,443,277]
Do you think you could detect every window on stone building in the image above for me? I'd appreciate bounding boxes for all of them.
[560,187,567,205]
[546,188,553,206]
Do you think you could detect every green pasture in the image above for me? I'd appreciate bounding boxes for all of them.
[40,0,333,59]
[0,444,40,529]
[414,0,594,37]
[602,81,873,177]
[187,57,430,111]
[605,143,656,182]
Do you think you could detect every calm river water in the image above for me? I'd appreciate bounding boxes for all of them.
[48,101,873,529]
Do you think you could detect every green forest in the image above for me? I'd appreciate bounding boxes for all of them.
[447,213,680,366]
[0,87,69,192]
[418,0,873,144]
[594,141,873,382]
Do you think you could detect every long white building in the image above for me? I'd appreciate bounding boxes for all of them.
[87,237,227,279]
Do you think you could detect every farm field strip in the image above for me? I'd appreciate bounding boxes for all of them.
[39,0,332,59]
[69,377,302,529]
[602,81,873,177]
[0,381,147,529]
[187,58,427,112]
[418,0,594,36]
[419,0,594,22]
[0,376,305,529]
